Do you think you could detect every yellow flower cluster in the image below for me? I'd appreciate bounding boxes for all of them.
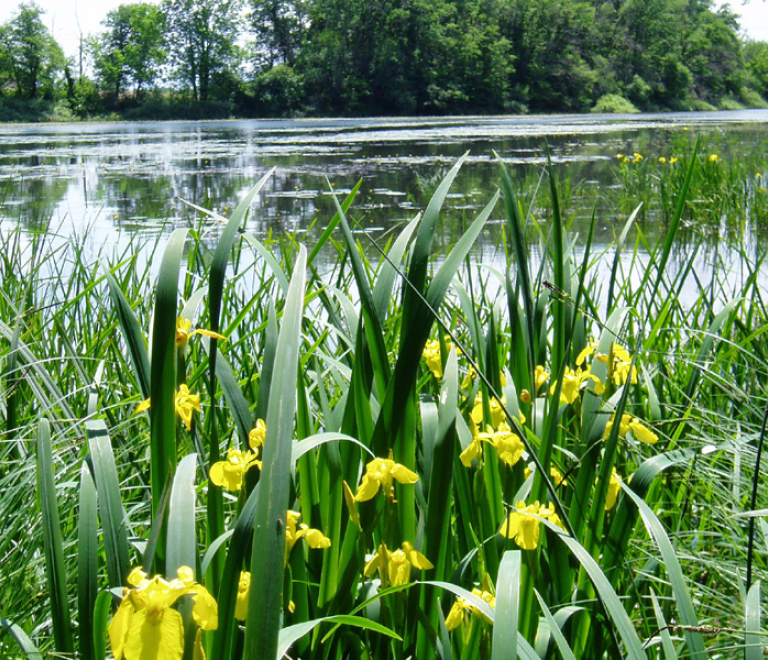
[616,152,643,164]
[499,500,565,550]
[364,541,434,587]
[209,419,267,491]
[109,566,217,660]
[136,384,201,431]
[446,587,495,630]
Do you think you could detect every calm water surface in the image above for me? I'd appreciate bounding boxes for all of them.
[1,110,767,303]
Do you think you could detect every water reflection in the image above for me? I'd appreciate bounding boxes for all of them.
[1,111,767,257]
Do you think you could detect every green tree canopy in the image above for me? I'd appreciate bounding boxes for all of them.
[92,3,166,101]
[163,0,242,102]
[0,2,64,99]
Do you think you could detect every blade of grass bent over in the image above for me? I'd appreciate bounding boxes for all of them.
[244,246,307,660]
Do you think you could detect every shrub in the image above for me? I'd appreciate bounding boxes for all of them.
[591,93,640,114]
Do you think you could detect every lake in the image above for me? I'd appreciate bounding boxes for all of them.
[1,110,767,304]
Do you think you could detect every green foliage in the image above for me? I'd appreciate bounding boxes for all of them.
[3,143,768,660]
[162,0,243,102]
[91,3,166,102]
[591,94,640,114]
[0,2,65,100]
[0,0,763,118]
[252,64,304,117]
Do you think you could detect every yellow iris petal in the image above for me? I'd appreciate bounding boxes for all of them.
[235,572,250,621]
[122,606,185,660]
[605,469,622,511]
[249,418,267,449]
[192,585,218,631]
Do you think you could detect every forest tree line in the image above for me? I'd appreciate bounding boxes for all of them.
[1,0,767,121]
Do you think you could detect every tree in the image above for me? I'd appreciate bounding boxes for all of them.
[163,0,242,102]
[0,2,64,99]
[92,3,166,101]
[249,0,306,70]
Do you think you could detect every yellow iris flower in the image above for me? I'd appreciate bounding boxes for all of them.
[175,317,227,349]
[499,501,564,550]
[354,453,418,502]
[364,541,434,587]
[534,365,550,392]
[422,338,461,379]
[135,385,201,431]
[605,468,623,511]
[549,366,604,405]
[603,413,658,444]
[285,510,331,562]
[470,393,508,428]
[209,447,262,492]
[460,422,524,469]
[446,587,496,630]
[109,566,217,660]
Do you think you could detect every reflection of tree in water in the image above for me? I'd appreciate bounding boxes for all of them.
[0,176,69,232]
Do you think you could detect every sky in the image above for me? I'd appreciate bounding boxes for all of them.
[0,0,766,61]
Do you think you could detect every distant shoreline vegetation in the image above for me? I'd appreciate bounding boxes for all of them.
[1,0,767,124]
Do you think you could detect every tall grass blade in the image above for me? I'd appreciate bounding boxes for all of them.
[244,246,307,660]
[277,615,401,658]
[745,580,762,660]
[166,453,198,575]
[497,153,535,375]
[78,462,98,660]
[649,590,677,660]
[36,418,74,655]
[0,619,43,659]
[211,485,259,660]
[547,521,648,659]
[86,419,130,589]
[492,551,521,660]
[105,269,151,400]
[92,590,112,660]
[642,136,700,299]
[402,152,468,328]
[150,228,188,522]
[209,344,253,446]
[621,483,706,659]
[533,590,578,660]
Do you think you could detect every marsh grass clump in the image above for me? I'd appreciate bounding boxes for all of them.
[2,145,768,660]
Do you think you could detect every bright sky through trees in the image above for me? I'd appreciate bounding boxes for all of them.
[0,0,766,60]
